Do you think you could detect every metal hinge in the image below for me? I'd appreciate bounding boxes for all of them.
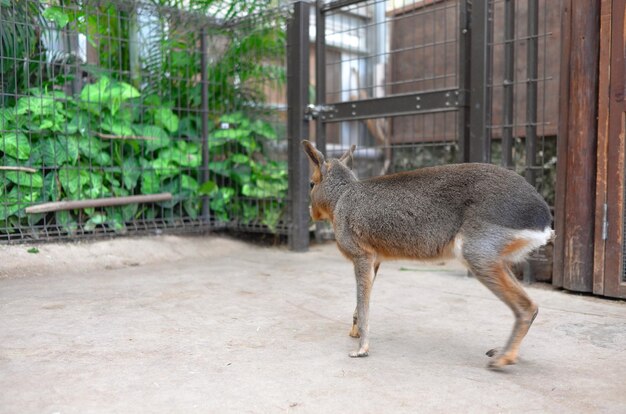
[304,104,335,120]
[602,203,609,241]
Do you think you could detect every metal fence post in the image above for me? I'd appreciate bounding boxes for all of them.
[200,27,211,224]
[468,0,494,163]
[525,0,538,185]
[315,0,327,158]
[502,0,515,168]
[287,1,311,251]
[457,0,471,163]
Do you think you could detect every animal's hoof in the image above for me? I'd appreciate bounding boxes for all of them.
[349,349,369,358]
[486,348,499,357]
[487,355,517,369]
[349,326,360,338]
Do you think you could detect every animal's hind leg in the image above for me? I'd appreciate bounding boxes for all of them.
[485,265,539,359]
[469,261,538,369]
[350,261,380,338]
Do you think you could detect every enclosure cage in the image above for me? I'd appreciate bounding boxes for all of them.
[1,0,561,246]
[0,0,290,242]
[308,0,559,200]
[285,0,561,254]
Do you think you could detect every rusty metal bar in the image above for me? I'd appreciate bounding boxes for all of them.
[287,1,311,252]
[457,0,471,162]
[200,27,211,221]
[468,0,494,163]
[502,0,515,168]
[525,0,538,185]
[316,0,327,157]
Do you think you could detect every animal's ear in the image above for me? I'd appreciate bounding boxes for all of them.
[338,144,356,169]
[302,140,325,168]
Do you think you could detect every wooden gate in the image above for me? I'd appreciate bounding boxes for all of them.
[593,0,626,298]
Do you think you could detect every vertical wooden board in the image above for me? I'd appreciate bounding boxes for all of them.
[593,0,613,295]
[603,0,626,298]
[562,0,600,292]
[553,0,572,288]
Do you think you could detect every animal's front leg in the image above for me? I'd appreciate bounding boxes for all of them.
[350,261,380,338]
[349,256,375,357]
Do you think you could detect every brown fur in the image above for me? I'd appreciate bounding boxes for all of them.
[501,239,530,257]
[302,141,552,369]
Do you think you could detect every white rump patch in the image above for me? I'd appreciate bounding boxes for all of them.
[452,227,554,265]
[505,226,554,263]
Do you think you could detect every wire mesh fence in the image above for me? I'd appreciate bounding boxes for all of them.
[2,0,563,246]
[315,0,463,181]
[0,0,289,242]
[486,0,560,208]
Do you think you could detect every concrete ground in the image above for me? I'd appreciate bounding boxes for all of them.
[1,235,625,414]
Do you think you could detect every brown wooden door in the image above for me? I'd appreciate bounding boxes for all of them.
[594,0,626,298]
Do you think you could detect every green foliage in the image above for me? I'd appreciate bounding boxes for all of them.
[1,0,288,235]
[0,77,286,234]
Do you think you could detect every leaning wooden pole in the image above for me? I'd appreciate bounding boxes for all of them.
[25,193,172,214]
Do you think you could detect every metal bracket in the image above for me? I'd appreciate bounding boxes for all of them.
[319,89,465,123]
[304,104,336,120]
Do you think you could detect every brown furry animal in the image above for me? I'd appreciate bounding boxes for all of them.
[302,140,553,369]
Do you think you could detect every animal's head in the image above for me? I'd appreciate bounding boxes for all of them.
[301,140,356,221]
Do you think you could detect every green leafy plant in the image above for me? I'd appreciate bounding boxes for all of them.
[1,0,288,237]
[0,76,286,234]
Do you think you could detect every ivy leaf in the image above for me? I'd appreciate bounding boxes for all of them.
[84,213,107,231]
[150,157,178,178]
[108,82,140,115]
[198,180,218,196]
[82,172,105,199]
[208,160,230,176]
[78,136,111,165]
[220,112,246,125]
[58,167,90,197]
[180,174,199,192]
[66,112,89,136]
[35,136,79,166]
[43,172,60,201]
[251,120,277,140]
[57,136,79,162]
[0,107,16,129]
[242,179,287,198]
[122,157,141,190]
[154,108,179,133]
[1,132,31,160]
[16,96,59,117]
[211,128,250,141]
[262,206,282,232]
[55,210,77,234]
[3,171,43,188]
[120,203,138,222]
[80,77,111,113]
[100,114,133,137]
[43,6,70,27]
[135,125,170,151]
[141,170,160,194]
[230,153,249,164]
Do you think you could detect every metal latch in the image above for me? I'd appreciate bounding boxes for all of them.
[304,104,335,120]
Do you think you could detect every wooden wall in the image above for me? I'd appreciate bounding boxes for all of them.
[388,0,561,143]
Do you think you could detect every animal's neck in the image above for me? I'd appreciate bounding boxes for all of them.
[323,172,355,212]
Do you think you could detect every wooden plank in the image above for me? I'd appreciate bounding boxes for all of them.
[552,0,572,288]
[593,0,614,295]
[603,0,626,298]
[25,193,173,214]
[561,0,601,292]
